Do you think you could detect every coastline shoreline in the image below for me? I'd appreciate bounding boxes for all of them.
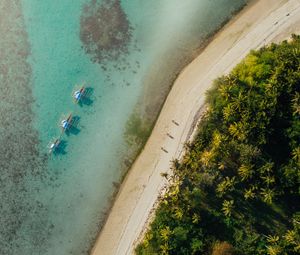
[91,0,300,254]
[94,0,252,244]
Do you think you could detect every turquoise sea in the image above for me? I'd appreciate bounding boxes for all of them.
[0,0,248,254]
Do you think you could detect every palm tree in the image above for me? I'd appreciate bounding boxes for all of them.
[284,230,297,245]
[261,175,275,186]
[238,164,254,181]
[191,239,203,253]
[169,182,180,197]
[211,131,223,150]
[238,143,261,163]
[259,162,274,175]
[244,186,256,200]
[266,245,282,255]
[218,162,226,170]
[142,232,153,248]
[233,91,246,111]
[260,188,275,204]
[267,235,280,244]
[160,226,172,241]
[218,83,232,101]
[291,92,300,116]
[216,177,236,197]
[292,147,300,165]
[174,208,183,220]
[222,200,234,217]
[228,122,239,138]
[192,213,200,224]
[160,243,170,255]
[223,103,236,121]
[228,122,246,141]
[200,150,214,167]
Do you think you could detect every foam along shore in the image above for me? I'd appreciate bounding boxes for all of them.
[91,0,300,254]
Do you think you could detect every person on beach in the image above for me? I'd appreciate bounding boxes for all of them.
[172,119,179,126]
[167,133,174,139]
[160,147,168,153]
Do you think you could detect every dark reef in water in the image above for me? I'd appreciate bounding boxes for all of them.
[0,1,52,254]
[80,0,133,63]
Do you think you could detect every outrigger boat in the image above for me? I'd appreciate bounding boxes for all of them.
[61,114,73,131]
[49,138,61,154]
[73,86,86,102]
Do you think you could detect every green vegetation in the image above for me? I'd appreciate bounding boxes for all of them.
[136,35,300,255]
[125,112,152,147]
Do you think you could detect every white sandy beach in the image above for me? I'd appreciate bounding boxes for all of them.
[91,0,300,254]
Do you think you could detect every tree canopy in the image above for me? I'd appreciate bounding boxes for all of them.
[136,35,300,255]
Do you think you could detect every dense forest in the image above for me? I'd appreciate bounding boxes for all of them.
[136,35,300,255]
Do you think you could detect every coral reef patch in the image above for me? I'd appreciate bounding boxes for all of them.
[80,0,133,63]
[0,1,51,254]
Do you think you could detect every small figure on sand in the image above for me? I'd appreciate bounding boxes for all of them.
[172,119,179,126]
[161,147,168,153]
[166,133,174,139]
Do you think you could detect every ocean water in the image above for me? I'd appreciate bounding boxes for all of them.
[0,0,247,254]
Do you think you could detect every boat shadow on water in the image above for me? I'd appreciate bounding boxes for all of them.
[65,116,81,136]
[53,140,67,155]
[78,87,94,107]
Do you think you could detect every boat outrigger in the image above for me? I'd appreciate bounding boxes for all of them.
[49,138,61,154]
[61,114,73,131]
[73,86,86,102]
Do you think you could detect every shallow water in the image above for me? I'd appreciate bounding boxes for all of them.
[0,0,247,254]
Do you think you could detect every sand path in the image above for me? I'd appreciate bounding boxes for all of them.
[91,0,300,254]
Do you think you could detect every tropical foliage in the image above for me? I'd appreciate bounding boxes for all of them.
[136,35,300,255]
